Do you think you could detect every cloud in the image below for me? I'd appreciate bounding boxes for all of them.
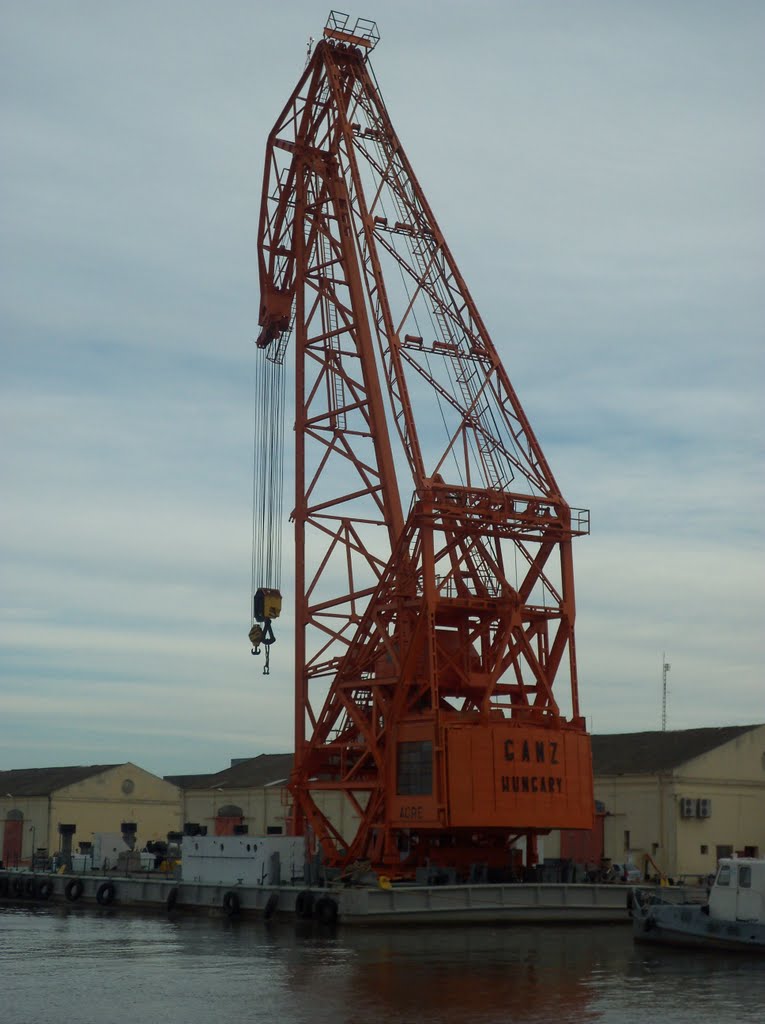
[1,1,763,778]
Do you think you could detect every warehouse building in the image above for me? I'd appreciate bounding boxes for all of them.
[0,763,181,867]
[170,726,765,881]
[168,753,359,844]
[4,726,763,879]
[591,724,765,881]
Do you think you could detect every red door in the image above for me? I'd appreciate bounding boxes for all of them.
[560,811,605,866]
[214,816,243,836]
[2,819,23,867]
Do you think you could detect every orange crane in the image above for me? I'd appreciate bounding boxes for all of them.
[254,12,593,878]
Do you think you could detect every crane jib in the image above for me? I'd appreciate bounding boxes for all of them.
[252,13,592,877]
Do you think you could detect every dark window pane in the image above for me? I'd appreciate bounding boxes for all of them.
[397,740,433,796]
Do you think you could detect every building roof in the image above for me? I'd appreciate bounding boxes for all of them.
[592,725,762,776]
[8,726,754,798]
[0,764,120,798]
[174,753,294,792]
[163,772,218,790]
[168,727,765,792]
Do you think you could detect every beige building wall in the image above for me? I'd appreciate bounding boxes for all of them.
[541,831,561,859]
[49,763,182,853]
[182,785,361,844]
[595,725,765,880]
[182,785,288,835]
[596,776,676,873]
[673,728,765,876]
[311,789,363,845]
[0,796,49,864]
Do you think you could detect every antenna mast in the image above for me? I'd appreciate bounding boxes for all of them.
[661,653,671,731]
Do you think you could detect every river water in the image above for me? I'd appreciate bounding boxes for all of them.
[3,905,763,1023]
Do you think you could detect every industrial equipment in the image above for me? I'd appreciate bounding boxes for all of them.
[253,11,593,877]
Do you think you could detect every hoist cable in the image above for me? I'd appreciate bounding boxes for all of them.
[375,184,465,488]
[251,345,286,622]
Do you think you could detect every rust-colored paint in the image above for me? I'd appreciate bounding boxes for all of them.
[2,819,23,867]
[256,15,591,873]
[446,725,594,830]
[560,811,605,865]
[214,815,244,837]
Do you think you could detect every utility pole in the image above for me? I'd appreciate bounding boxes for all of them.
[661,653,671,731]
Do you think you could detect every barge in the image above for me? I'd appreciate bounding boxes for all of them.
[2,835,695,925]
[1,868,638,924]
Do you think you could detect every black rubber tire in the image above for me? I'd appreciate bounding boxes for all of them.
[263,893,279,920]
[96,881,116,906]
[223,890,241,917]
[65,878,84,902]
[166,887,179,912]
[314,896,339,926]
[37,880,54,901]
[24,875,37,898]
[12,875,25,897]
[295,890,314,919]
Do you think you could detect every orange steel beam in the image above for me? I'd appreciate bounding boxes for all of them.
[256,22,592,874]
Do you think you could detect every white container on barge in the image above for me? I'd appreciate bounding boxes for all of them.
[181,834,305,886]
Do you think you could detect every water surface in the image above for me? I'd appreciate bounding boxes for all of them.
[3,906,763,1023]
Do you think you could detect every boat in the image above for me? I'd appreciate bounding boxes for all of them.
[631,857,765,952]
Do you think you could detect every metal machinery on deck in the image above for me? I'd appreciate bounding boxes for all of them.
[254,12,593,877]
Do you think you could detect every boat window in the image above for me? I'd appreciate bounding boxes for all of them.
[716,864,731,886]
[738,865,751,888]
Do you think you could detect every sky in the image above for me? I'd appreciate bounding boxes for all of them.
[2,1,763,777]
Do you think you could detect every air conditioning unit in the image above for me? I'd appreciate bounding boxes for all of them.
[696,798,712,819]
[680,797,696,818]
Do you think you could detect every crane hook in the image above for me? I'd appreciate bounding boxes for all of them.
[248,619,276,673]
[249,623,263,656]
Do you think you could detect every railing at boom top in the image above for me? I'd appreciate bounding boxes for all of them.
[323,11,380,51]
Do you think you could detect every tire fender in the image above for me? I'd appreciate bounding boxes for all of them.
[314,895,339,926]
[223,890,241,916]
[65,877,84,902]
[96,881,116,906]
[295,890,314,919]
